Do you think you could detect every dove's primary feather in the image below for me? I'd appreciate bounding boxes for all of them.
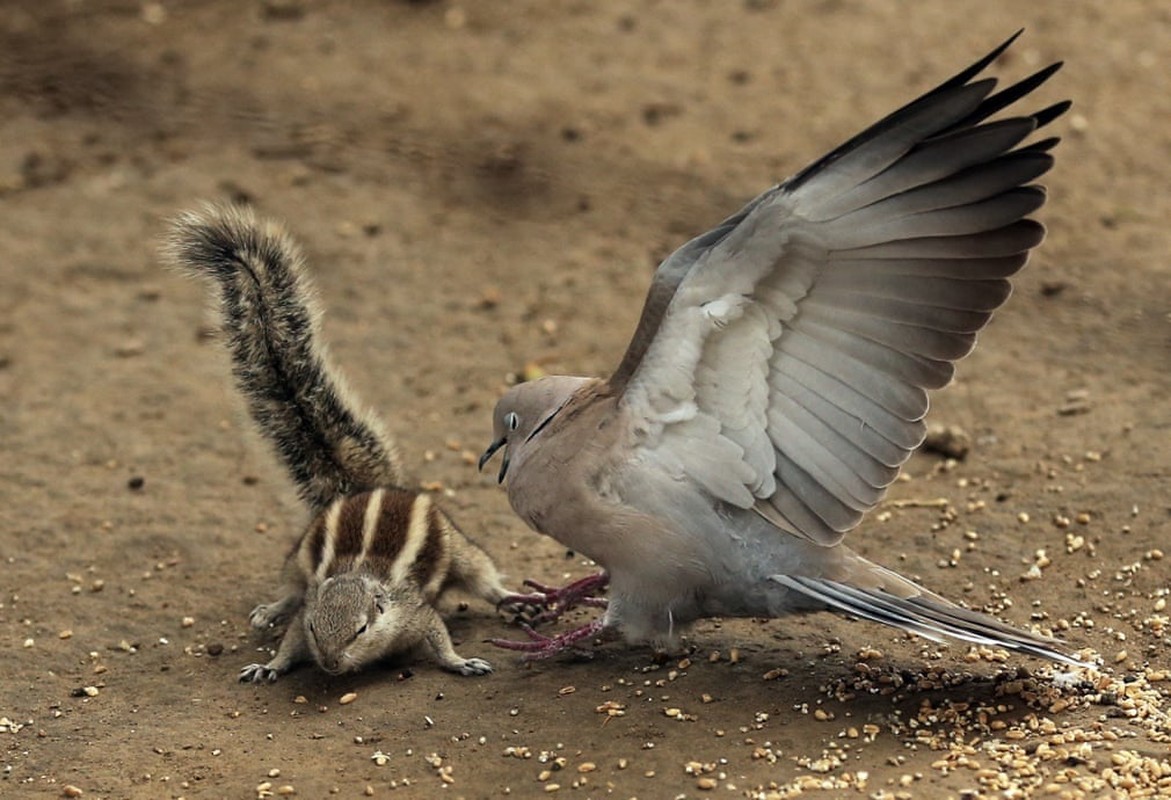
[483,34,1084,665]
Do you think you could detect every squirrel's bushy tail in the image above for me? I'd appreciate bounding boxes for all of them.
[165,203,405,512]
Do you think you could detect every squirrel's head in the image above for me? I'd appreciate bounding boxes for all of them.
[304,574,424,675]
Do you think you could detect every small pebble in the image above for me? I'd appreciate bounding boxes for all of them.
[922,424,971,459]
[114,340,145,358]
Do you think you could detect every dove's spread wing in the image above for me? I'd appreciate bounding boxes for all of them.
[611,34,1068,545]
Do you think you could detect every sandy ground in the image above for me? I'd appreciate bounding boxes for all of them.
[2,1,1170,798]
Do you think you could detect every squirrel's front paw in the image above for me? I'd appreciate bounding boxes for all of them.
[239,663,281,683]
[249,604,287,631]
[456,657,493,677]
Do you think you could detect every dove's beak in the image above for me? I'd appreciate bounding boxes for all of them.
[478,438,510,483]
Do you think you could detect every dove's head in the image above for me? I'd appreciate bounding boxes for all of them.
[479,375,593,483]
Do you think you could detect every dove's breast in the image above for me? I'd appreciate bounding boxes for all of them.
[505,406,707,580]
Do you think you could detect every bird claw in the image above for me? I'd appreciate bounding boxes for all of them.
[487,619,605,661]
[499,572,609,627]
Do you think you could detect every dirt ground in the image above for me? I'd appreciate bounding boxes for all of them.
[2,1,1170,798]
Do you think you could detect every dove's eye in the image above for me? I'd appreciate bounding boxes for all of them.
[505,412,519,431]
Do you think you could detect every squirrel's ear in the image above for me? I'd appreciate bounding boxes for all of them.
[373,592,388,614]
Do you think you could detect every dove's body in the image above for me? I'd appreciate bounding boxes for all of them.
[504,380,927,646]
[484,35,1084,665]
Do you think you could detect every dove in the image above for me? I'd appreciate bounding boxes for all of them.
[479,33,1083,665]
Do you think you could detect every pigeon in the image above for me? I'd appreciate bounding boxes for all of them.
[479,33,1083,665]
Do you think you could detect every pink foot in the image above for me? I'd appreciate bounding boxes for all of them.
[487,619,606,660]
[500,572,609,626]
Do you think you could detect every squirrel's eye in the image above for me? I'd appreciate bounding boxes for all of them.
[356,623,368,636]
[505,412,519,431]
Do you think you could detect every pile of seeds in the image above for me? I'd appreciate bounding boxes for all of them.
[745,654,1171,799]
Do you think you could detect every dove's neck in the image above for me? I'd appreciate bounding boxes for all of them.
[503,382,628,556]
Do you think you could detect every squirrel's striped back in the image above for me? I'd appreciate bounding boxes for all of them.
[295,489,454,600]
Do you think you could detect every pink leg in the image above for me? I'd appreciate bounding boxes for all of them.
[500,571,609,626]
[487,619,606,660]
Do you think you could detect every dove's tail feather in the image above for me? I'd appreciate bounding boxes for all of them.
[165,203,407,513]
[773,574,1091,668]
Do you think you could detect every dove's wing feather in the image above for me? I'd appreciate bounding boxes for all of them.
[614,36,1065,545]
[610,188,777,392]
